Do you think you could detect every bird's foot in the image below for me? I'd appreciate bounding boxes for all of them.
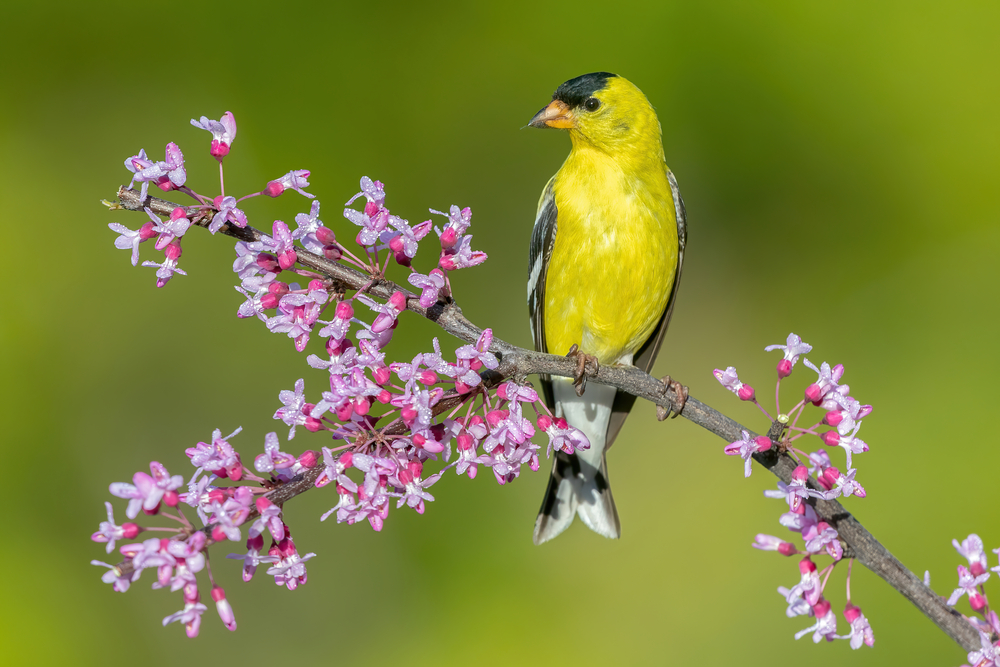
[566,344,600,397]
[656,375,688,420]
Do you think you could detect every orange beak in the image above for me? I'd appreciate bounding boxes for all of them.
[528,100,576,129]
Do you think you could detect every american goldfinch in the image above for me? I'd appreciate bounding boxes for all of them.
[527,72,686,544]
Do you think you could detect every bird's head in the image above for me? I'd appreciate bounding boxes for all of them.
[528,72,662,155]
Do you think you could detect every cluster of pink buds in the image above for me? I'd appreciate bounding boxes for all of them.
[96,111,591,637]
[929,534,1000,667]
[716,333,875,648]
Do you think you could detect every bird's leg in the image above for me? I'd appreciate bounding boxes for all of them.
[656,375,689,420]
[566,344,600,397]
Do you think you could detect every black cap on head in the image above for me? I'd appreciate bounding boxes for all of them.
[552,72,618,108]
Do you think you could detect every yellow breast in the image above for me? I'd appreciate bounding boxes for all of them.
[544,146,678,365]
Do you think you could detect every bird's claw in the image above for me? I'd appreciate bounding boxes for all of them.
[657,375,688,420]
[566,344,600,397]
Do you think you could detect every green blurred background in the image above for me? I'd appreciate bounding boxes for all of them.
[2,1,998,664]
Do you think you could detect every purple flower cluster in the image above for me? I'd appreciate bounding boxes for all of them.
[96,112,590,638]
[716,333,875,648]
[930,534,1000,667]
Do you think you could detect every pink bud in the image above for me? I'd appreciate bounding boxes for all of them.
[211,525,228,542]
[265,181,285,197]
[256,252,280,273]
[226,460,243,481]
[408,460,423,478]
[737,384,755,401]
[389,291,406,312]
[335,300,354,321]
[971,592,988,612]
[373,366,391,385]
[439,227,457,249]
[457,432,475,451]
[792,465,809,482]
[455,380,471,394]
[260,293,279,309]
[212,586,237,631]
[269,281,290,296]
[754,436,772,452]
[805,383,823,403]
[164,241,183,261]
[812,599,831,618]
[354,397,370,416]
[247,533,264,551]
[316,227,336,245]
[163,490,180,507]
[419,370,439,385]
[323,245,343,261]
[823,410,843,427]
[843,604,862,623]
[821,431,841,447]
[255,496,273,514]
[388,235,405,254]
[277,249,297,270]
[401,407,417,425]
[142,502,161,516]
[121,523,141,539]
[778,542,796,556]
[335,403,354,421]
[170,207,187,221]
[777,358,792,378]
[364,201,380,217]
[799,557,817,574]
[139,221,158,240]
[298,450,318,468]
[537,414,553,431]
[972,562,988,577]
[376,389,392,404]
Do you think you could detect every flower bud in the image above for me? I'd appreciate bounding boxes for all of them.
[737,384,755,401]
[777,358,792,379]
[212,586,237,631]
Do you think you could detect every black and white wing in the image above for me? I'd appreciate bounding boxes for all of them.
[527,176,558,409]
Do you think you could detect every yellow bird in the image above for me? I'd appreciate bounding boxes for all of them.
[527,72,686,544]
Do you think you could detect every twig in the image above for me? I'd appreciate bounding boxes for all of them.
[112,187,980,653]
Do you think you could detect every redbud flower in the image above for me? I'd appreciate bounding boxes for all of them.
[265,169,313,198]
[803,360,844,404]
[211,587,237,631]
[837,604,875,649]
[967,630,1000,667]
[724,429,772,477]
[91,502,140,554]
[753,534,797,556]
[712,366,754,401]
[408,269,447,308]
[794,598,838,643]
[765,333,812,378]
[210,195,248,234]
[190,111,237,161]
[431,204,472,247]
[163,599,208,638]
[438,235,487,270]
[255,432,298,474]
[954,534,990,576]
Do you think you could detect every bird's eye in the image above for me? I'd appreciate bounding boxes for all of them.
[584,97,601,112]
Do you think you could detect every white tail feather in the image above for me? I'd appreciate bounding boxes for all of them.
[533,380,620,544]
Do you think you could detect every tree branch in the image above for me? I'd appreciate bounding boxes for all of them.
[112,187,980,653]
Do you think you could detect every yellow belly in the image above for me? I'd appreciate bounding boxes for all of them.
[544,154,678,365]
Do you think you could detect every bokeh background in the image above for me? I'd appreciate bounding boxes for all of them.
[2,1,998,664]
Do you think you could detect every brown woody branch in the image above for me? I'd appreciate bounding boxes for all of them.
[111,187,980,653]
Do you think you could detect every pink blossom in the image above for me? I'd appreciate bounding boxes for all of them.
[265,169,313,198]
[765,333,812,378]
[190,111,237,161]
